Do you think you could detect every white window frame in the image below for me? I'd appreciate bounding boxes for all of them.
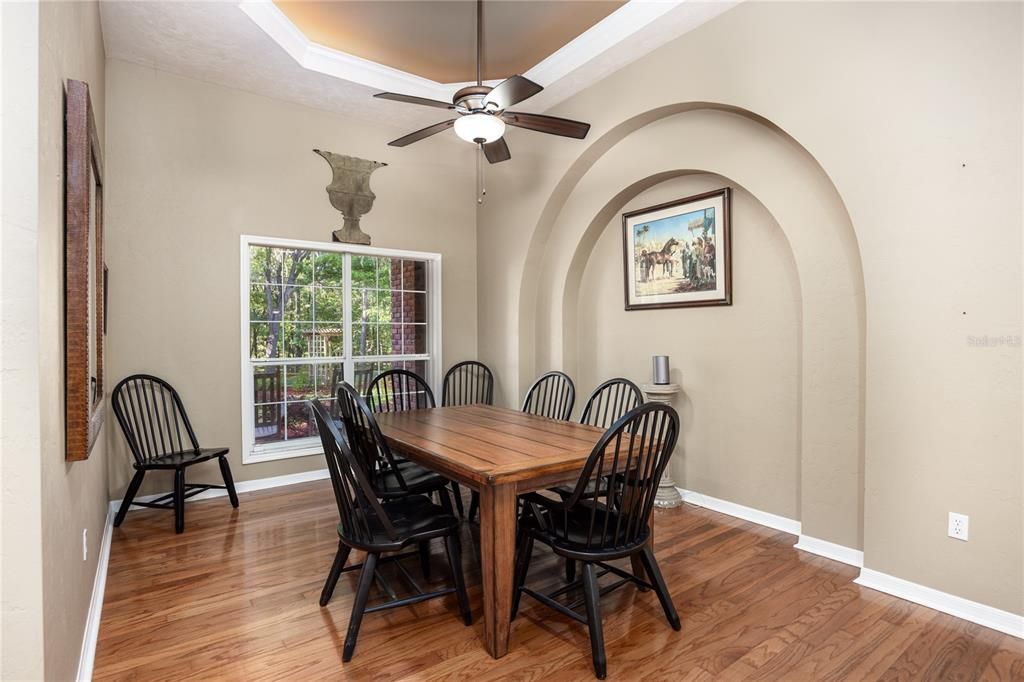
[239,235,442,464]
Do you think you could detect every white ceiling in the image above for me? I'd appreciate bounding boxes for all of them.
[100,1,735,133]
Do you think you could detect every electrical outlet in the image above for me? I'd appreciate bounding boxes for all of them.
[948,512,969,541]
[82,529,88,561]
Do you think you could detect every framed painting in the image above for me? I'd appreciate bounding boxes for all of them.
[65,79,105,461]
[622,187,731,310]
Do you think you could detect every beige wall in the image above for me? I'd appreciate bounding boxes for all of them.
[577,174,801,520]
[39,2,110,680]
[104,60,478,498]
[477,1,1023,616]
[1,1,110,679]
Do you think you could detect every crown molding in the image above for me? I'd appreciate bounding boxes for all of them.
[525,0,681,89]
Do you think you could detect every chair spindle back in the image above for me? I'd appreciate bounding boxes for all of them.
[521,371,575,421]
[561,402,679,552]
[366,369,435,413]
[579,378,644,429]
[336,381,407,495]
[111,375,200,466]
[310,399,397,543]
[441,361,494,407]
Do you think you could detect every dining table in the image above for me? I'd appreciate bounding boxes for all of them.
[374,403,648,659]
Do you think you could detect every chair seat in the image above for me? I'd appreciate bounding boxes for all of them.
[339,494,459,551]
[377,460,449,498]
[521,500,649,559]
[551,478,606,499]
[141,447,229,469]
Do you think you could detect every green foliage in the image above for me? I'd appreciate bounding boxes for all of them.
[249,247,419,360]
[247,246,431,447]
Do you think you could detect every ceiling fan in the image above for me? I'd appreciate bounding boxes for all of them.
[373,0,591,166]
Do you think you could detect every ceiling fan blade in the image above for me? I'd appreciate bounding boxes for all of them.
[484,76,543,111]
[375,92,454,110]
[482,137,511,164]
[502,111,590,139]
[387,120,456,147]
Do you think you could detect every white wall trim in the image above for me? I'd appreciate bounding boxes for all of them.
[76,505,115,682]
[677,487,801,535]
[676,487,866,568]
[794,534,864,568]
[109,467,330,516]
[855,568,1024,639]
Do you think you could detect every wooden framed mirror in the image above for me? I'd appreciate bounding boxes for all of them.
[65,79,105,461]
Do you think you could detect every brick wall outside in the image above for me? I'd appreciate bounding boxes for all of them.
[390,260,422,355]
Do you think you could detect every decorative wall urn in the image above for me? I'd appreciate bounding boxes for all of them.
[313,149,387,245]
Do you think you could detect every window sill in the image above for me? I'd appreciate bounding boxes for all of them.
[243,439,323,464]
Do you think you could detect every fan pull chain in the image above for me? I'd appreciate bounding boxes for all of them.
[476,143,487,205]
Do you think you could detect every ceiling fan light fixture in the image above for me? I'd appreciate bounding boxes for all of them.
[454,113,505,144]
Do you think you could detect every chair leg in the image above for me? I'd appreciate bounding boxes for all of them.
[639,546,681,631]
[451,482,465,517]
[418,540,432,580]
[114,470,145,527]
[320,541,352,607]
[510,528,533,620]
[218,455,239,508]
[581,562,607,679]
[444,533,472,626]
[342,551,378,662]
[565,558,576,584]
[437,486,455,516]
[467,492,479,522]
[173,468,186,534]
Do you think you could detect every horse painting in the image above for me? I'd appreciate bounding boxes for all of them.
[649,238,678,279]
[623,188,732,310]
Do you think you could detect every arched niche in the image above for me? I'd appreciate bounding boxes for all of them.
[575,174,803,521]
[518,105,866,549]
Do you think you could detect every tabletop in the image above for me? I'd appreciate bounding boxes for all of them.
[374,404,606,489]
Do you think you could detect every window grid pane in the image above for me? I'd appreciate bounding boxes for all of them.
[247,244,433,455]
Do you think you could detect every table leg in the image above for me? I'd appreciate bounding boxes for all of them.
[479,482,516,658]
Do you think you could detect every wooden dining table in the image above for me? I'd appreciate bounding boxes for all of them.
[374,403,614,659]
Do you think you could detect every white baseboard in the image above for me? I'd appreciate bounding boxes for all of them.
[675,487,1024,639]
[108,468,330,516]
[795,534,864,568]
[855,568,1024,639]
[677,487,802,535]
[675,487,865,568]
[76,505,115,682]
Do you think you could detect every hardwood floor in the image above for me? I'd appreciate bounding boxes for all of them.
[94,481,1024,681]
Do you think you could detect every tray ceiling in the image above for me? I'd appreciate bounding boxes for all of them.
[275,1,625,84]
[100,1,737,131]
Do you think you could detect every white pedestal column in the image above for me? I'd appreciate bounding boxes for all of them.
[642,383,683,509]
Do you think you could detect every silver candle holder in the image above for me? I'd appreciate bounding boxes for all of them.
[653,355,670,385]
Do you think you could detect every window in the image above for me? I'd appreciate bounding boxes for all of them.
[240,236,441,463]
